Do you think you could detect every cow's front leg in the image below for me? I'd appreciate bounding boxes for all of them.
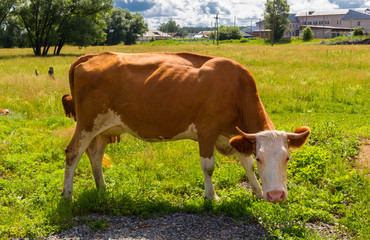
[237,153,263,199]
[200,154,221,202]
[199,136,220,202]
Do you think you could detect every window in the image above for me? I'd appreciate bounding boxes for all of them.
[357,21,361,26]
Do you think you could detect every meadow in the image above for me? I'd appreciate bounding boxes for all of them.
[0,41,369,239]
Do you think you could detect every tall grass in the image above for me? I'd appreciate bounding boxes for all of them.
[0,43,369,239]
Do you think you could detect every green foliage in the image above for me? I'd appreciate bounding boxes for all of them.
[159,19,180,33]
[288,146,330,184]
[14,0,113,56]
[0,16,28,48]
[264,0,290,43]
[62,13,107,47]
[353,27,365,36]
[302,26,313,41]
[0,0,15,24]
[218,25,242,40]
[328,35,365,45]
[105,8,148,45]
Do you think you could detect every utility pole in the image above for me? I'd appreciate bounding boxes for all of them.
[271,0,275,46]
[214,14,219,45]
[211,21,214,44]
[251,18,252,35]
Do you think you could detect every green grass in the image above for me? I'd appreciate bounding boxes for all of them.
[0,43,369,239]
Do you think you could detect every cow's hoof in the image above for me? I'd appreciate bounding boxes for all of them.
[61,190,73,201]
[205,194,221,202]
[255,191,264,200]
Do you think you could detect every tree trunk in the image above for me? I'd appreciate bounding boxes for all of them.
[55,37,65,55]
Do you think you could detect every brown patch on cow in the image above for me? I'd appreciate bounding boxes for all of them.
[62,94,76,121]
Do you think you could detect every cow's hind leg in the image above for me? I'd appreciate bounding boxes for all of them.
[86,135,108,189]
[62,128,95,200]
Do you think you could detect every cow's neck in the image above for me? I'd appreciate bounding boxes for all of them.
[241,94,275,134]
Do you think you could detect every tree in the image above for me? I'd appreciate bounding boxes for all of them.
[105,8,148,45]
[181,29,187,38]
[0,0,15,25]
[302,26,313,41]
[0,15,28,48]
[264,0,290,45]
[15,0,113,56]
[218,25,242,40]
[159,19,180,33]
[353,27,364,36]
[60,13,107,50]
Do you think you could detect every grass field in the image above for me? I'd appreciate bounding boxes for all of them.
[0,41,369,239]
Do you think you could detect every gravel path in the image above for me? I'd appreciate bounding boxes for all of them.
[47,213,272,240]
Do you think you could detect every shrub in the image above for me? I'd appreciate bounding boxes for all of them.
[302,27,313,41]
[218,25,242,40]
[353,27,364,36]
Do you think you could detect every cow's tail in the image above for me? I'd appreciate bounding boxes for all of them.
[64,53,98,121]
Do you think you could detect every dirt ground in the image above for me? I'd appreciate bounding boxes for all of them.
[358,139,370,176]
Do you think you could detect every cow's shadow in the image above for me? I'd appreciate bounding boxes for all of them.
[50,188,274,239]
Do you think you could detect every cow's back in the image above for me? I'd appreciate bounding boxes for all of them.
[72,52,252,140]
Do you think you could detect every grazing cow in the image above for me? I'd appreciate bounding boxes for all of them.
[62,52,310,202]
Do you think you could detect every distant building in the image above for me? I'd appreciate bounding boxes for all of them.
[193,31,211,39]
[255,8,370,39]
[139,29,171,41]
[240,26,263,38]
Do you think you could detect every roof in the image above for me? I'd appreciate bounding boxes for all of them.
[341,10,370,20]
[296,9,348,17]
[288,14,299,23]
[143,29,170,37]
[304,25,353,30]
[241,26,264,33]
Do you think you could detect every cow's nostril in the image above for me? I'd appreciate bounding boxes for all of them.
[267,190,284,202]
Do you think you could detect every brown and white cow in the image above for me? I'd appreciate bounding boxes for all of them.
[62,52,310,203]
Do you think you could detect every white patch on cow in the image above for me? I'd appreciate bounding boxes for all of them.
[79,109,199,147]
[172,123,198,141]
[79,109,124,155]
[129,123,198,142]
[200,154,220,202]
[255,130,289,202]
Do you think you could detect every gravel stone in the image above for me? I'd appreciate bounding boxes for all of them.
[47,213,272,240]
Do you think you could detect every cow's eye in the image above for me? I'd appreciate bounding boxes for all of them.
[286,157,290,161]
[256,158,260,162]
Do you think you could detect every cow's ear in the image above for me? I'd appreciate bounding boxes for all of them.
[288,126,311,150]
[229,135,255,155]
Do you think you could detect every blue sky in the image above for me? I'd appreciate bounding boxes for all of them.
[114,0,370,29]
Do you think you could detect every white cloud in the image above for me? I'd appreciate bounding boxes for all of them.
[289,0,339,13]
[115,0,368,28]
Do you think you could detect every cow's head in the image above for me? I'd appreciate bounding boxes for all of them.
[229,126,310,202]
